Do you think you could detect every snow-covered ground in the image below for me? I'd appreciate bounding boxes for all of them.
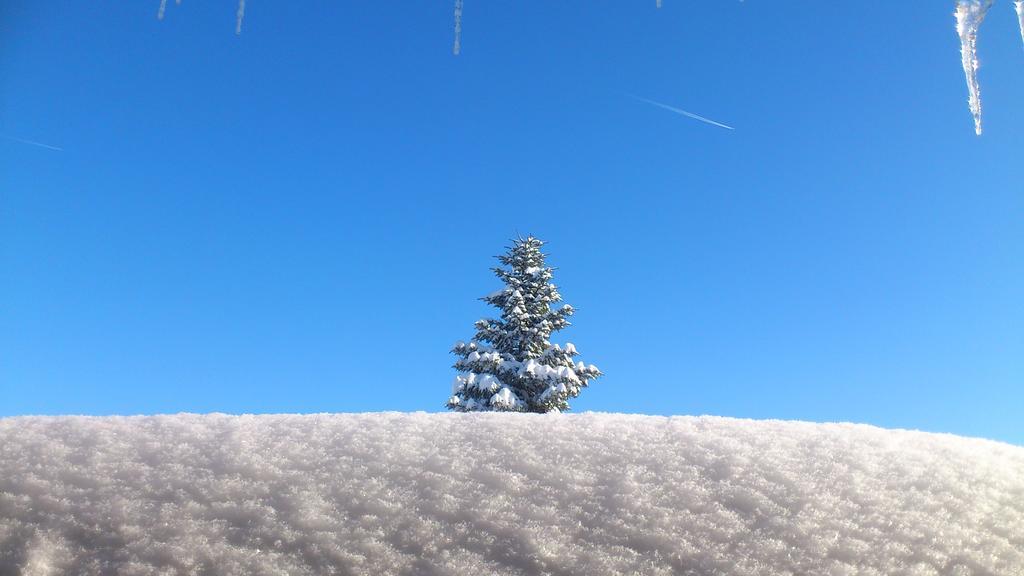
[1,413,1022,575]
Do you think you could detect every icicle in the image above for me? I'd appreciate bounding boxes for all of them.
[453,0,463,55]
[954,0,993,135]
[235,0,246,35]
[157,0,168,20]
[1015,1,1024,49]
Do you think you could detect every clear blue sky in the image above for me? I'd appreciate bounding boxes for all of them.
[2,1,1021,444]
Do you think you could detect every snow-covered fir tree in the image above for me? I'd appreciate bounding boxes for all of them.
[447,236,601,413]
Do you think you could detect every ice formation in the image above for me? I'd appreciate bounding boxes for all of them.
[147,1,1019,134]
[155,0,245,35]
[955,0,994,135]
[1,413,1022,575]
[453,0,463,55]
[235,0,246,35]
[1016,1,1024,47]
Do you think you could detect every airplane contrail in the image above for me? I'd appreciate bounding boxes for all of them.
[1,135,64,151]
[629,94,734,130]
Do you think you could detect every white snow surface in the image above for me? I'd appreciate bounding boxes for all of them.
[1,413,1022,575]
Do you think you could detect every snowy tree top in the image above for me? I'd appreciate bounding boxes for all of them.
[448,236,600,413]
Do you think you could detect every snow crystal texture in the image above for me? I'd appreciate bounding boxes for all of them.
[1,413,1023,575]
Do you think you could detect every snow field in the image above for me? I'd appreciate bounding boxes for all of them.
[1,413,1022,575]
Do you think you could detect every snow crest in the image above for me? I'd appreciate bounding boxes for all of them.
[1,413,1022,575]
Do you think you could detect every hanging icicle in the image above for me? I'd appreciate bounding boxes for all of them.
[147,0,1021,138]
[1015,1,1024,48]
[954,0,993,135]
[453,0,463,55]
[156,0,245,35]
[236,0,246,35]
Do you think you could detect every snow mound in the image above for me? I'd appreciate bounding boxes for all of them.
[1,413,1022,575]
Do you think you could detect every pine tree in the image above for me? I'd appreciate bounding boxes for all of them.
[447,236,601,413]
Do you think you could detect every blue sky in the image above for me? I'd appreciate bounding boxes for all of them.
[2,1,1021,444]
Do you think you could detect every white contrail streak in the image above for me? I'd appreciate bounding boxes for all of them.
[235,0,246,35]
[629,95,734,130]
[1,135,64,151]
[157,0,168,20]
